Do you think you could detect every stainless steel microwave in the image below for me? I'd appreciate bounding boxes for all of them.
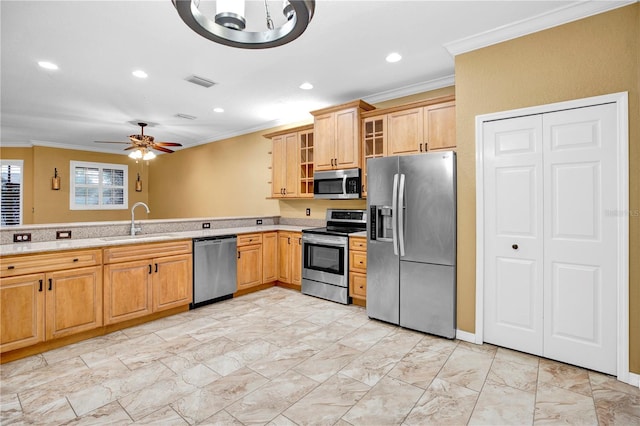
[314,169,361,199]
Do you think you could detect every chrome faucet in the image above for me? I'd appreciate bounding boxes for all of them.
[131,202,150,236]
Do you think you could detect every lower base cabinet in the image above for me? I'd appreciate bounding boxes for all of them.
[349,236,367,305]
[237,233,263,290]
[278,231,302,286]
[103,241,192,325]
[0,249,103,353]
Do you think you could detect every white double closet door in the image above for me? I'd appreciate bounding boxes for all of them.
[483,103,618,375]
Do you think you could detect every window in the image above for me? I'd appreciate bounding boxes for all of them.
[1,160,23,226]
[70,161,128,210]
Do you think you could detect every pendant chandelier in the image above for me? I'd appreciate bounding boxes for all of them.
[172,0,315,49]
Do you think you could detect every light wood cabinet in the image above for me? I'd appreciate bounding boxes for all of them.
[103,241,192,325]
[362,115,386,197]
[291,233,302,286]
[277,231,302,287]
[277,232,292,283]
[262,231,278,283]
[361,97,456,179]
[387,107,425,156]
[312,100,375,171]
[1,249,102,353]
[265,125,314,199]
[348,236,367,306]
[423,100,456,151]
[237,233,263,290]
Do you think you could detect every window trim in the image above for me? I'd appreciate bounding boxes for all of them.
[70,160,128,210]
[1,159,24,226]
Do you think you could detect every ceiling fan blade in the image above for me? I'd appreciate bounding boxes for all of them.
[152,146,175,154]
[124,146,137,151]
[154,142,183,147]
[129,136,143,143]
[94,141,130,144]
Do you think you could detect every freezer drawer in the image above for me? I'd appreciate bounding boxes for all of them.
[400,261,456,338]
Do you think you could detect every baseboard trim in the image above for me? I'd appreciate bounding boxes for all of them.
[455,329,476,343]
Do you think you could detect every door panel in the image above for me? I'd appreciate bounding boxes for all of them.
[483,103,619,376]
[47,266,102,340]
[400,153,456,266]
[543,103,617,375]
[483,115,544,356]
[400,262,455,338]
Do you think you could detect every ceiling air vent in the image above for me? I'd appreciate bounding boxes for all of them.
[185,75,216,88]
[175,113,197,120]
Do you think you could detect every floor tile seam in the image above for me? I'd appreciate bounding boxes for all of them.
[535,376,596,400]
[462,354,496,426]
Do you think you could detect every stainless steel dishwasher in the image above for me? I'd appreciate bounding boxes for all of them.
[191,235,237,309]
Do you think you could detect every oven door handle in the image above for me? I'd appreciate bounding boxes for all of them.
[302,236,347,247]
[342,175,347,195]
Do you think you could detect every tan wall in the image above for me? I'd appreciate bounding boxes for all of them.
[148,127,281,218]
[455,4,639,372]
[0,146,149,223]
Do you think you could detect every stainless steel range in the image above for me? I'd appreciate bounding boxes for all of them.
[301,209,367,304]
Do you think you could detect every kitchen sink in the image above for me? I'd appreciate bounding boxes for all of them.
[100,233,177,242]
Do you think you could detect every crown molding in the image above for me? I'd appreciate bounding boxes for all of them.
[363,75,456,104]
[444,0,637,57]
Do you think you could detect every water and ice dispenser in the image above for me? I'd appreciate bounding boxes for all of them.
[370,205,394,242]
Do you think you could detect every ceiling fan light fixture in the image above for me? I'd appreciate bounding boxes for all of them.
[172,0,315,49]
[143,151,156,161]
[129,150,143,160]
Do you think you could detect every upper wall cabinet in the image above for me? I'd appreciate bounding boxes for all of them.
[362,96,456,158]
[264,124,314,199]
[311,100,375,171]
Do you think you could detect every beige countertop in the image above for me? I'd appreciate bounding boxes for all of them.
[0,225,310,256]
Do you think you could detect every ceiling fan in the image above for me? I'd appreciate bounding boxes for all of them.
[95,122,183,154]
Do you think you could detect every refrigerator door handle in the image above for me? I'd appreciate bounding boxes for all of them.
[398,173,406,257]
[392,173,399,256]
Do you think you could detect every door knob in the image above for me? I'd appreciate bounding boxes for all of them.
[512,244,519,250]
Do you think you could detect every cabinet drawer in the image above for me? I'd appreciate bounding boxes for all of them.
[103,240,192,264]
[349,251,367,272]
[1,249,102,278]
[349,272,367,298]
[237,233,262,246]
[349,237,367,251]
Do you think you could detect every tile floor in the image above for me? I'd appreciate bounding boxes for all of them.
[1,286,639,425]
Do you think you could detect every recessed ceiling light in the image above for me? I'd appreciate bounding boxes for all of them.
[38,61,58,70]
[299,82,313,90]
[213,107,224,113]
[132,70,148,79]
[386,53,402,63]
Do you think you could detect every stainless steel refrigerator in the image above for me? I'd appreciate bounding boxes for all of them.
[366,151,456,338]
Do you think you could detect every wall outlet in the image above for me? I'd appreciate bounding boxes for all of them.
[13,233,31,242]
[56,230,72,239]
[306,208,311,216]
[256,219,263,225]
[202,222,211,229]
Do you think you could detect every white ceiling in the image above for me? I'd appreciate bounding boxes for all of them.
[0,1,630,155]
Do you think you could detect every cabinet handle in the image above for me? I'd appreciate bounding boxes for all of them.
[298,238,302,245]
[419,143,423,152]
[359,285,364,289]
[155,263,158,273]
[148,264,152,274]
[7,265,14,270]
[48,278,52,291]
[73,258,79,262]
[512,244,519,250]
[39,279,43,292]
[288,237,291,244]
[238,251,241,259]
